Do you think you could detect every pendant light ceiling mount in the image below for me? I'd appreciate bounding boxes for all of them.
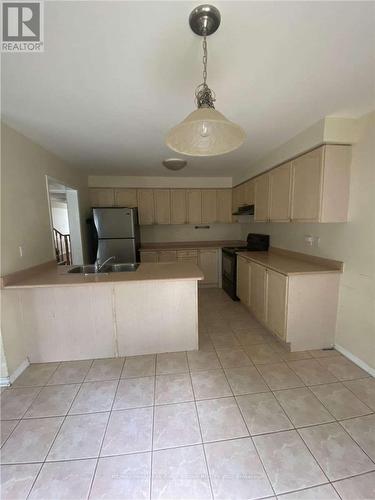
[166,4,245,157]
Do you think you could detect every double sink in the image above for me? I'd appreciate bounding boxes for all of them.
[68,263,139,275]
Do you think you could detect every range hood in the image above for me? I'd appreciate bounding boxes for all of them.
[232,204,254,216]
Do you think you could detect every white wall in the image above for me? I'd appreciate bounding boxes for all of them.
[241,111,375,370]
[1,123,90,276]
[51,200,70,234]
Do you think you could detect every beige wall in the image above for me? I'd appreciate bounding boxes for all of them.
[89,175,233,188]
[241,111,375,370]
[1,123,90,276]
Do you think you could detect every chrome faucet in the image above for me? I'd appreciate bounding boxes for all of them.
[95,256,116,272]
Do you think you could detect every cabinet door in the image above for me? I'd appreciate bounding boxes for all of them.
[236,256,250,306]
[201,190,217,223]
[250,262,267,323]
[291,148,323,222]
[269,163,292,222]
[198,250,218,284]
[254,174,270,222]
[177,250,198,264]
[140,251,158,262]
[158,250,177,262]
[89,188,115,207]
[170,190,187,224]
[244,180,255,205]
[137,190,154,225]
[114,189,137,208]
[154,189,171,225]
[266,270,288,340]
[187,190,202,224]
[216,189,232,223]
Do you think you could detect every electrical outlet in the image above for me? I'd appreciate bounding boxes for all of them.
[18,246,23,257]
[304,235,313,246]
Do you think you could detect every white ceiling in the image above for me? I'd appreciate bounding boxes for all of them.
[2,1,374,178]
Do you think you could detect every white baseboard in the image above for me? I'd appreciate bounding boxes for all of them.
[335,343,375,377]
[1,359,31,387]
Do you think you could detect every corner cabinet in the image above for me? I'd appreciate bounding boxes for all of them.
[254,174,270,222]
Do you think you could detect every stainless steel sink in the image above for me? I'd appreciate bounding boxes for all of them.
[68,263,139,274]
[109,263,139,272]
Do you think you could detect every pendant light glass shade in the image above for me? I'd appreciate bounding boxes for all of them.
[166,107,245,157]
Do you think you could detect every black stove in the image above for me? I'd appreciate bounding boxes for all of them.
[222,234,270,300]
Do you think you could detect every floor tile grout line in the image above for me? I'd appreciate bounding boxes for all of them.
[336,418,375,467]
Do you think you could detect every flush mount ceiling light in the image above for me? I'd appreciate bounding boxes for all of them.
[166,4,245,157]
[163,158,187,171]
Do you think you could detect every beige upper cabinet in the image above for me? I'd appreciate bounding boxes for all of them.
[254,173,270,222]
[250,262,267,323]
[201,190,217,224]
[237,256,250,306]
[216,189,232,223]
[154,189,171,225]
[291,148,323,222]
[137,189,154,225]
[89,188,115,207]
[187,190,202,224]
[244,180,255,205]
[269,162,292,222]
[266,269,288,340]
[199,250,219,285]
[114,188,137,208]
[170,190,187,224]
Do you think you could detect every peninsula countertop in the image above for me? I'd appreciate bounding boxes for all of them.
[3,262,204,289]
[236,248,343,276]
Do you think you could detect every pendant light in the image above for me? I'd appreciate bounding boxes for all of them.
[166,4,245,157]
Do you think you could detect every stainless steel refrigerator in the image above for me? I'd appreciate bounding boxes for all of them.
[93,208,140,263]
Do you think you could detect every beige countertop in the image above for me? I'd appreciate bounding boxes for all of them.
[141,240,245,250]
[3,262,204,289]
[237,249,343,276]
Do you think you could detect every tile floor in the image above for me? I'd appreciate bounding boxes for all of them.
[1,288,374,499]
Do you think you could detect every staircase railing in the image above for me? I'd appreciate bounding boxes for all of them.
[53,228,71,265]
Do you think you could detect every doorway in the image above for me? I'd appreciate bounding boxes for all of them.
[46,177,83,265]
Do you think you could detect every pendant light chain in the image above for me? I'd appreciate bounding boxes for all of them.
[195,35,216,109]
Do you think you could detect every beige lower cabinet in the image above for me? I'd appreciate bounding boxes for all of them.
[236,256,251,306]
[198,249,219,285]
[89,188,115,207]
[114,188,137,208]
[266,269,287,340]
[249,262,267,323]
[154,189,171,224]
[177,250,198,264]
[140,251,158,263]
[158,250,177,262]
[137,190,154,225]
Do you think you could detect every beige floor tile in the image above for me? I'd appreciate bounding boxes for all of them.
[299,422,375,481]
[0,464,41,500]
[1,417,63,464]
[210,333,241,349]
[122,354,156,378]
[253,430,327,495]
[156,352,188,375]
[47,360,92,385]
[29,459,96,500]
[90,452,151,500]
[155,373,193,405]
[113,377,154,410]
[24,384,80,418]
[234,331,268,347]
[190,369,232,400]
[245,344,282,365]
[187,350,221,371]
[153,402,201,450]
[237,392,293,435]
[151,445,211,500]
[317,357,370,381]
[101,407,153,456]
[274,387,334,427]
[12,363,59,387]
[216,348,253,368]
[1,387,41,420]
[0,420,18,446]
[196,397,248,442]
[204,437,273,499]
[340,414,375,461]
[310,382,372,419]
[257,362,304,390]
[225,366,269,396]
[344,377,375,411]
[198,334,215,352]
[85,357,124,382]
[309,349,342,359]
[279,351,313,362]
[278,484,340,500]
[47,412,109,461]
[69,380,118,414]
[287,359,338,385]
[332,471,375,500]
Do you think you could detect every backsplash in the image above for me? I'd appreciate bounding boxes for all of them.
[140,223,243,243]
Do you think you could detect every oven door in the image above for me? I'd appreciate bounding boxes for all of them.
[222,250,235,282]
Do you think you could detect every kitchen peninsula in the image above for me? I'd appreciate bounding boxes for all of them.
[1,262,203,365]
